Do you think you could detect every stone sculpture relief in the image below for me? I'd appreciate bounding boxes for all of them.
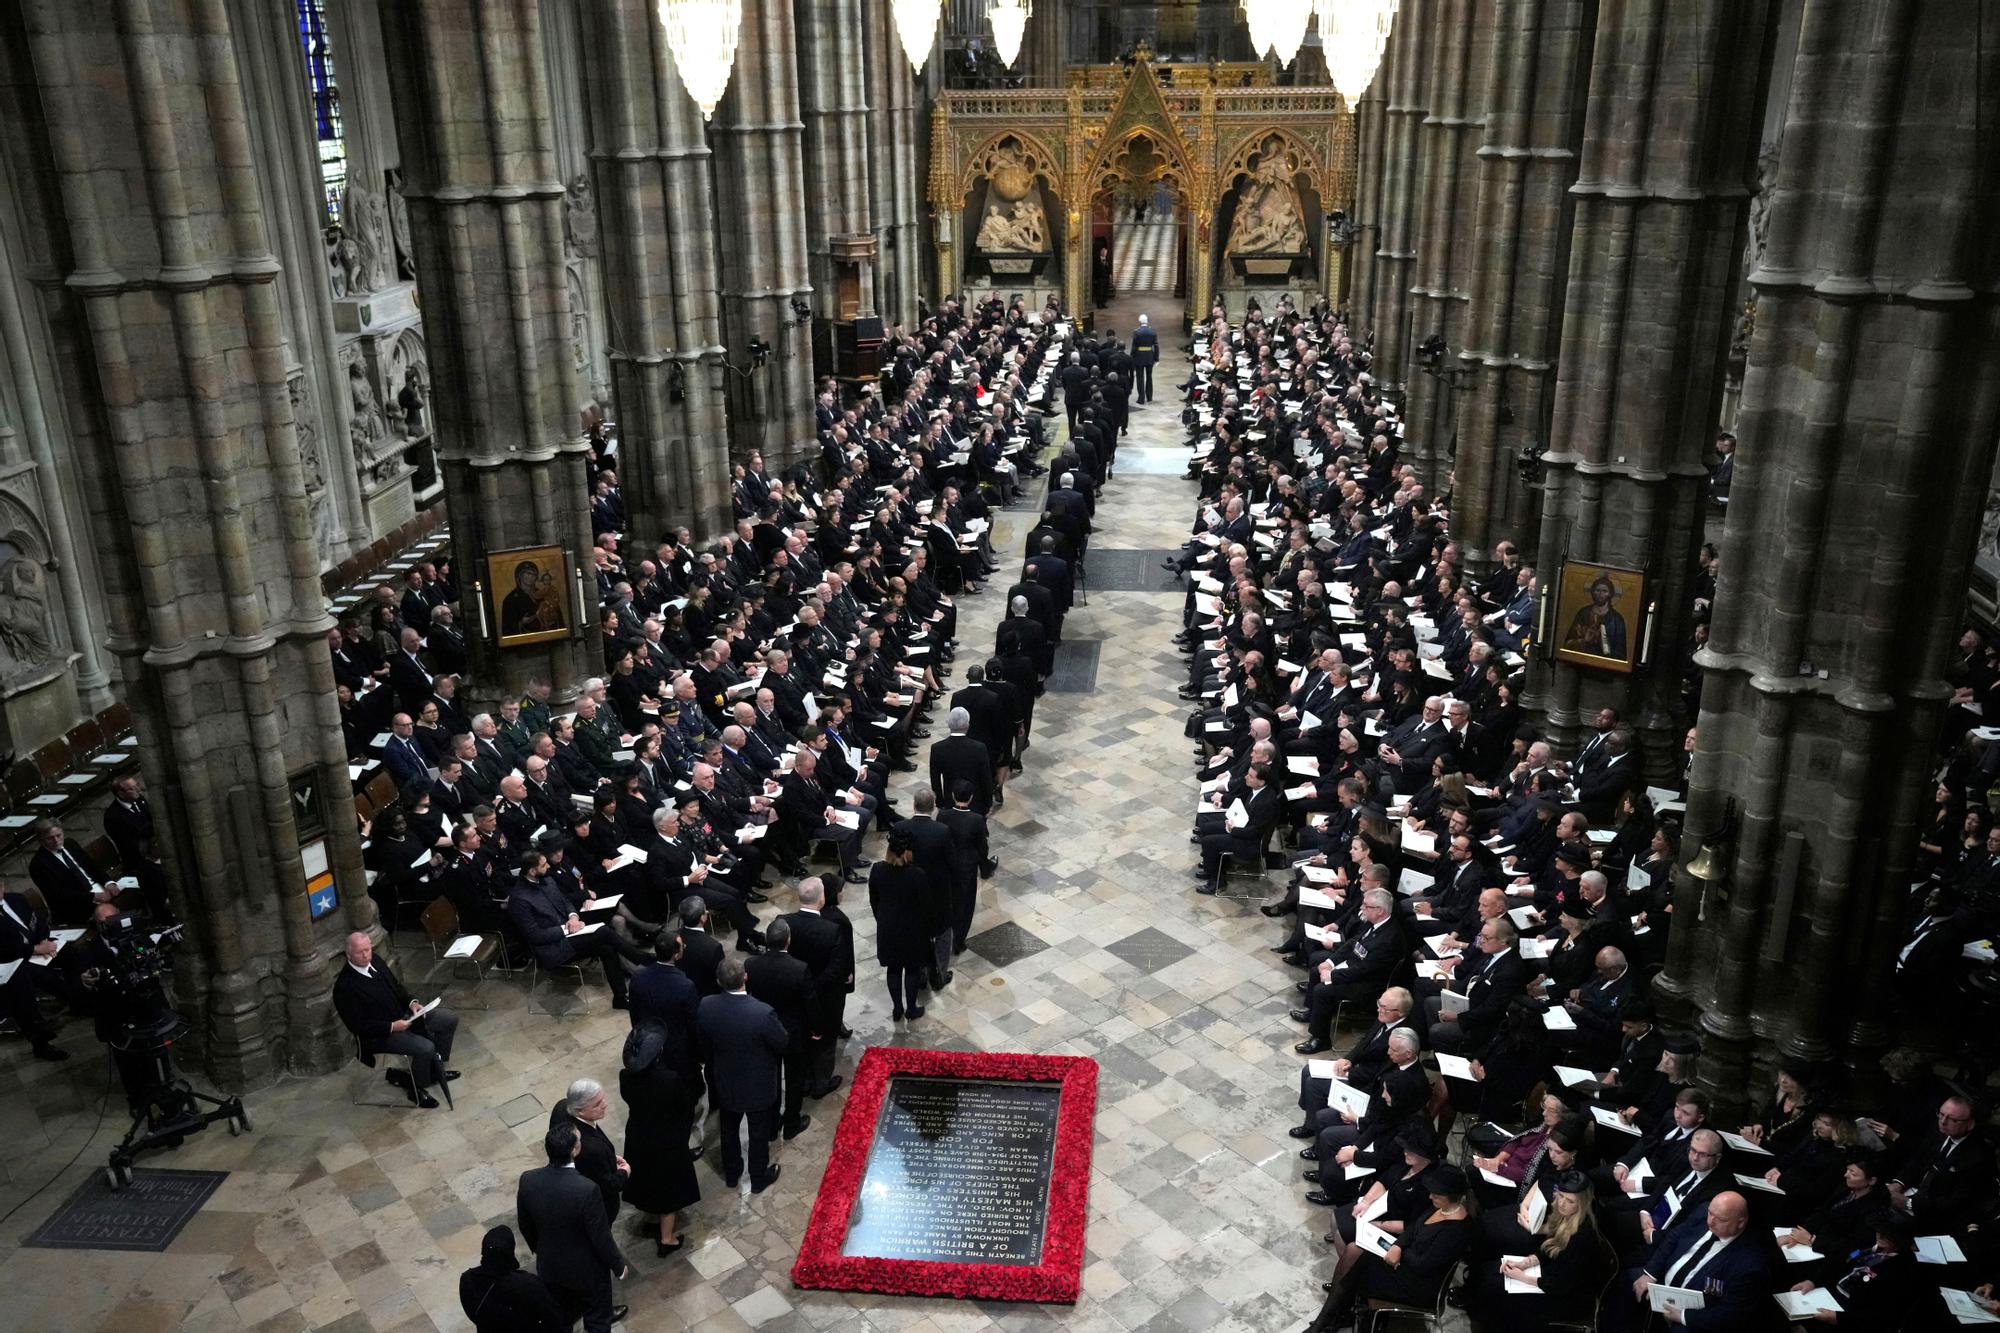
[972,144,1049,253]
[564,173,598,259]
[1226,149,1308,255]
[0,556,57,678]
[326,225,361,298]
[290,372,326,492]
[343,179,395,295]
[386,167,416,281]
[348,360,395,480]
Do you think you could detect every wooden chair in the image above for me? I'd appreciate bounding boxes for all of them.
[65,719,103,761]
[6,759,42,806]
[420,897,499,1009]
[364,771,397,812]
[30,739,70,784]
[97,700,132,740]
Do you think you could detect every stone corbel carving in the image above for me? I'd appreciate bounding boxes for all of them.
[289,371,326,492]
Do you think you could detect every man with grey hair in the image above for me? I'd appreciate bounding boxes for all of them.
[1292,887,1405,1053]
[997,593,1051,679]
[929,706,995,813]
[1424,915,1525,1055]
[697,955,790,1192]
[469,711,516,786]
[1130,311,1157,401]
[777,876,854,1097]
[548,1076,629,1223]
[1304,1024,1432,1183]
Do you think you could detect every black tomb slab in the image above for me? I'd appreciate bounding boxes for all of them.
[840,1076,1062,1266]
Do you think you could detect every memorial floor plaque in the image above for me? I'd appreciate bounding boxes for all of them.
[841,1076,1062,1265]
[793,1048,1097,1302]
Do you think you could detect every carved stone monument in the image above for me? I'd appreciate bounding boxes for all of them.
[1226,146,1309,280]
[330,172,428,529]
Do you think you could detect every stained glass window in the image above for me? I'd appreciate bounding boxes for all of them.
[296,0,347,224]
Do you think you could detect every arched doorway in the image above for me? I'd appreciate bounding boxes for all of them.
[1088,130,1192,327]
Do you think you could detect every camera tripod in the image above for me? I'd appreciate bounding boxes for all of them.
[103,1015,250,1190]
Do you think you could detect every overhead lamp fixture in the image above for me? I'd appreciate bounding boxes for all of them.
[1241,0,1314,67]
[892,0,942,73]
[656,0,743,119]
[989,0,1030,68]
[1319,0,1401,107]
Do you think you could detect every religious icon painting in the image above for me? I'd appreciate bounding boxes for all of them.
[487,545,572,648]
[1552,558,1648,674]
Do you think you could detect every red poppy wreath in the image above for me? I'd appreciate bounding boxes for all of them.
[790,1046,1097,1302]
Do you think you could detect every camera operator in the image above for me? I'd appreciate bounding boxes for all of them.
[79,902,174,1105]
[0,883,72,1061]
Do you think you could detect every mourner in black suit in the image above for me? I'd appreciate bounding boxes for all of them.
[102,775,152,871]
[697,957,790,1190]
[505,875,636,1007]
[331,932,458,1105]
[1293,889,1405,1052]
[1423,919,1529,1055]
[778,877,851,1097]
[745,919,817,1135]
[1196,764,1281,887]
[928,721,994,814]
[548,1079,629,1222]
[28,818,113,925]
[517,1123,629,1333]
[0,888,69,1059]
[673,900,728,997]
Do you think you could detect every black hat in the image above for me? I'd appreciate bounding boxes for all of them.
[1397,1124,1438,1160]
[1420,1164,1468,1199]
[480,1224,519,1267]
[1560,898,1596,920]
[1552,1169,1590,1195]
[1662,1031,1702,1056]
[1554,845,1592,869]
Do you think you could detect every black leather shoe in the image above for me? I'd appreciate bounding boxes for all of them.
[744,889,770,904]
[1268,943,1293,954]
[751,1168,783,1193]
[1289,1007,1312,1023]
[1196,882,1217,895]
[441,1070,462,1083]
[1260,902,1292,918]
[843,872,867,885]
[409,1090,440,1109]
[725,1174,741,1189]
[839,1025,854,1038]
[1296,981,1309,993]
[1300,1147,1320,1160]
[808,1076,845,1098]
[1280,953,1306,967]
[1302,1169,1324,1183]
[1289,1126,1316,1140]
[610,1305,629,1325]
[783,1116,812,1140]
[1295,1039,1329,1055]
[1305,1190,1334,1206]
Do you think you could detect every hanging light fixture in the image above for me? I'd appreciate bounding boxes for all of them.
[1241,0,1314,67]
[989,0,1030,68]
[657,0,743,120]
[892,0,942,73]
[1318,0,1401,107]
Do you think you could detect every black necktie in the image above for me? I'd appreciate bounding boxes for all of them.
[1665,1234,1716,1287]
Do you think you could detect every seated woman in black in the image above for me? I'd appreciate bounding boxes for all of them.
[1463,1171,1612,1330]
[1310,1163,1475,1330]
[1318,1123,1442,1294]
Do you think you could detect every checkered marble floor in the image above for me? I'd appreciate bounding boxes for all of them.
[0,320,1377,1333]
[1111,222,1179,296]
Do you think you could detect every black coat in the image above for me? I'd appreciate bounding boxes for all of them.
[894,816,957,935]
[928,735,994,813]
[515,1165,625,1302]
[868,861,936,968]
[744,950,815,1053]
[780,908,854,1017]
[695,990,788,1112]
[547,1103,627,1222]
[458,1256,568,1333]
[28,843,107,926]
[676,927,727,998]
[331,962,422,1056]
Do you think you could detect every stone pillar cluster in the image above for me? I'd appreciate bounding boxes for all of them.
[375,0,601,701]
[1657,0,2000,1101]
[579,0,731,541]
[1525,0,1774,759]
[18,0,370,1085]
[712,0,817,470]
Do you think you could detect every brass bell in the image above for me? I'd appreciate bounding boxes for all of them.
[1685,844,1725,881]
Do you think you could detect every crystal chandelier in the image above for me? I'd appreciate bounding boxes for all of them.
[656,0,743,119]
[1318,0,1401,106]
[1242,0,1314,68]
[990,0,1030,67]
[892,0,942,73]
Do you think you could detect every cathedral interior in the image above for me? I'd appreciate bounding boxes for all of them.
[0,1,1994,1331]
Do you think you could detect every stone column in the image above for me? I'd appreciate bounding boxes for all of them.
[865,0,924,324]
[1023,0,1067,87]
[1368,0,1437,402]
[376,0,600,700]
[796,0,876,338]
[1346,75,1389,329]
[1522,0,1772,765]
[579,0,732,543]
[1400,0,1488,490]
[22,0,370,1086]
[712,0,815,469]
[1452,0,1594,564]
[1658,0,2000,1104]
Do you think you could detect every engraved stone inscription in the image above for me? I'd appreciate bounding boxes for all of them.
[840,1076,1062,1265]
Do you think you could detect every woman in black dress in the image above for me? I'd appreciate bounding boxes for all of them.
[869,829,933,1021]
[1463,1171,1611,1330]
[1312,1163,1475,1330]
[619,1021,700,1256]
